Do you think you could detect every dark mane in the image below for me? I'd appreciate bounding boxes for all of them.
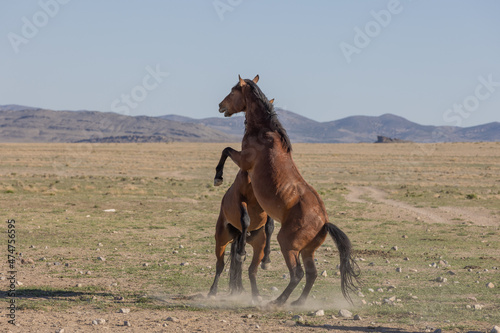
[243,79,292,152]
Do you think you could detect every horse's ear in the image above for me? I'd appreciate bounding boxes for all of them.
[253,75,259,83]
[238,75,246,87]
[269,98,274,104]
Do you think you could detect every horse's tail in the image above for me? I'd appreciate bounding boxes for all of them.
[325,222,360,301]
[228,236,244,294]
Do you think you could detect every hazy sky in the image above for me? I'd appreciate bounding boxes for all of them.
[2,1,499,127]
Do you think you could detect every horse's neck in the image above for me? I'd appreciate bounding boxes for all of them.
[244,101,271,132]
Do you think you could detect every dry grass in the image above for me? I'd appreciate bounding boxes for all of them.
[0,142,499,332]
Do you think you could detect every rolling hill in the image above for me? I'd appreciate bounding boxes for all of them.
[0,105,237,143]
[161,109,500,143]
[1,105,498,143]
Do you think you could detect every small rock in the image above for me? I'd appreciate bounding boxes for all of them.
[271,287,279,292]
[447,271,456,275]
[368,288,375,293]
[97,257,106,261]
[124,321,131,327]
[21,258,35,265]
[180,262,189,266]
[85,271,92,275]
[396,267,402,273]
[321,270,328,277]
[376,288,384,292]
[433,329,442,333]
[338,309,352,318]
[409,269,418,273]
[143,263,149,267]
[292,315,304,323]
[119,308,130,314]
[76,283,82,288]
[368,262,375,266]
[93,318,106,325]
[435,277,447,283]
[490,325,500,333]
[56,329,65,333]
[473,304,484,310]
[314,310,324,317]
[172,250,179,254]
[114,296,125,301]
[402,235,408,238]
[179,245,184,249]
[403,257,410,261]
[438,260,448,266]
[486,282,495,289]
[16,281,23,286]
[384,296,397,304]
[166,316,179,322]
[283,320,296,327]
[391,246,398,251]
[353,314,362,321]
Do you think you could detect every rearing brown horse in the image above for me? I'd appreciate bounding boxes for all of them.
[215,75,359,306]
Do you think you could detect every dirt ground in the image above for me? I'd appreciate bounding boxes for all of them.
[0,142,499,333]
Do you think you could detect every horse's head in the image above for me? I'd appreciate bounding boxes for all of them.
[219,75,259,117]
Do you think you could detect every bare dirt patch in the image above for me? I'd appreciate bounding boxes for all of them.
[345,186,498,226]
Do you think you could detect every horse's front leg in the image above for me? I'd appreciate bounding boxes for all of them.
[214,147,243,186]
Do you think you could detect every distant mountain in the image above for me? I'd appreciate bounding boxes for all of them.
[161,109,500,143]
[0,105,237,143]
[1,104,498,143]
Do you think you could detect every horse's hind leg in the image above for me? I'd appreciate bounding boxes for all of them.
[261,216,274,270]
[291,248,318,306]
[247,227,266,300]
[208,215,233,297]
[272,230,304,305]
[290,227,326,306]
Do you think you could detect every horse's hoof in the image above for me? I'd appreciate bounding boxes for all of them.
[291,299,305,307]
[261,262,271,270]
[214,178,223,186]
[265,299,283,310]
